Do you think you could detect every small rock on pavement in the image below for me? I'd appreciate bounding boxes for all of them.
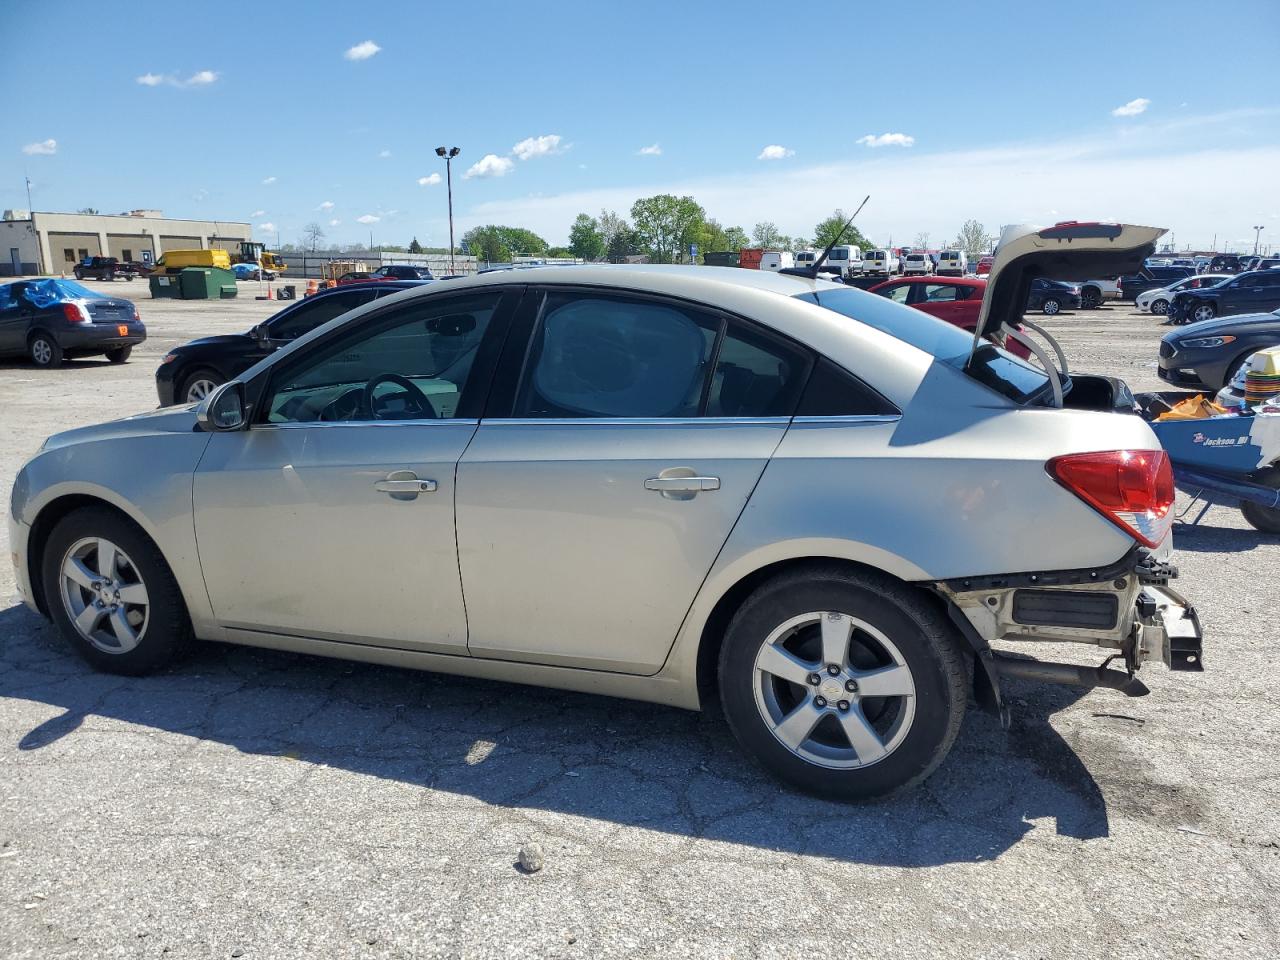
[517,842,545,873]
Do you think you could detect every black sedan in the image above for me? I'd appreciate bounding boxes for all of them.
[0,278,145,368]
[1167,270,1280,325]
[1158,308,1280,390]
[1027,278,1082,315]
[155,280,428,405]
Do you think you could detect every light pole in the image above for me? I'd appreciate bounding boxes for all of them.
[436,146,460,274]
[1254,225,1265,256]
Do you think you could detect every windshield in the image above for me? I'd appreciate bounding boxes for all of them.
[795,287,1051,404]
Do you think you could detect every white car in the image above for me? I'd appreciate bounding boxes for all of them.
[1137,274,1232,317]
[902,253,931,275]
[8,222,1202,800]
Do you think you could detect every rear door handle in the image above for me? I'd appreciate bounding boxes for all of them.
[644,476,720,493]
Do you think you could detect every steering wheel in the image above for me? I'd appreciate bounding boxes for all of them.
[361,372,436,420]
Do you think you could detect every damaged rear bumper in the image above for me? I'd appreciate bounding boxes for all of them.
[934,548,1203,710]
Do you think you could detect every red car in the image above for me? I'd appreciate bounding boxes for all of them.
[868,276,1032,359]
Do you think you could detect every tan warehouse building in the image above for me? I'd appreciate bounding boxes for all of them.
[0,209,252,276]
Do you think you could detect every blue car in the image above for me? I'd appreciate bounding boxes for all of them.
[0,278,145,368]
[231,262,273,281]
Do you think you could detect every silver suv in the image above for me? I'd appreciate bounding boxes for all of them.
[8,223,1202,800]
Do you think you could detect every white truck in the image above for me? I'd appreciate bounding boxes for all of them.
[822,245,862,279]
[937,250,968,276]
[863,248,899,277]
[902,252,932,275]
[759,251,795,272]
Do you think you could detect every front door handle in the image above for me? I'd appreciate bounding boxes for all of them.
[374,471,437,500]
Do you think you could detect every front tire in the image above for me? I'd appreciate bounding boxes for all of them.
[718,566,969,800]
[180,368,223,403]
[29,332,62,368]
[105,346,132,364]
[41,506,192,675]
[1191,302,1216,323]
[1041,298,1062,315]
[1151,298,1169,316]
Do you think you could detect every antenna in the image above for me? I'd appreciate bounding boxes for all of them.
[780,195,869,279]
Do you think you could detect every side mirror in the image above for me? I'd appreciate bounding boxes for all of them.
[196,381,247,432]
[249,322,269,342]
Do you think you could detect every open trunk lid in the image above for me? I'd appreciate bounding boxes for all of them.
[974,222,1165,350]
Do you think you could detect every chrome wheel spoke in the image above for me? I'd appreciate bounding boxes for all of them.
[756,643,815,686]
[837,706,888,763]
[95,541,118,580]
[64,557,98,590]
[819,613,852,668]
[117,582,149,605]
[107,608,140,651]
[773,701,823,751]
[855,664,914,698]
[75,603,105,636]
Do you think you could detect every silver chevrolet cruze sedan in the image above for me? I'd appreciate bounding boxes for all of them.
[8,223,1203,799]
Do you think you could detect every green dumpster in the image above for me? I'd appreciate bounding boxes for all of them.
[177,266,238,300]
[149,273,182,298]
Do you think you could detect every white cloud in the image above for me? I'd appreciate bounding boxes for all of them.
[417,173,442,186]
[262,176,277,185]
[257,222,276,232]
[638,143,662,156]
[458,112,1279,251]
[356,214,380,224]
[344,40,381,61]
[136,70,219,88]
[378,149,391,158]
[251,209,265,217]
[328,219,341,227]
[757,144,795,161]
[318,200,335,210]
[22,139,57,156]
[464,154,515,179]
[513,134,564,160]
[856,133,915,148]
[1112,97,1151,117]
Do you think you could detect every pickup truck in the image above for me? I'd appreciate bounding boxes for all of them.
[1078,277,1121,308]
[73,257,138,281]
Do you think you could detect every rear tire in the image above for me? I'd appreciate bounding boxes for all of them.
[29,332,62,368]
[41,506,193,675]
[1081,287,1102,310]
[1041,298,1062,315]
[105,346,132,364]
[1242,468,1280,534]
[718,565,969,801]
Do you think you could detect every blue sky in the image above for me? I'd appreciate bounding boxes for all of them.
[4,0,1279,252]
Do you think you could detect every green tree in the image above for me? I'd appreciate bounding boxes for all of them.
[952,219,994,257]
[597,209,629,251]
[568,213,606,261]
[546,246,574,258]
[630,194,706,263]
[723,226,750,251]
[812,209,874,251]
[408,236,424,254]
[752,221,783,249]
[461,225,549,263]
[607,227,642,263]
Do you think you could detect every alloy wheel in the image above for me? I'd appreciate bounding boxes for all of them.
[1192,304,1215,323]
[752,611,916,769]
[185,378,219,402]
[58,537,150,654]
[1152,299,1169,315]
[31,339,52,365]
[1043,299,1061,315]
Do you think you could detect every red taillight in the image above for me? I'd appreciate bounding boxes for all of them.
[132,304,141,321]
[1046,450,1174,547]
[61,302,89,323]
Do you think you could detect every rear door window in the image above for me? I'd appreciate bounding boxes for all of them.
[269,290,380,340]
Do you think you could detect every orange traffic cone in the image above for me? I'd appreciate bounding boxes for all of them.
[305,279,318,297]
[266,284,273,300]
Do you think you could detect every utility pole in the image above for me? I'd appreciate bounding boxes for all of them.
[1254,225,1265,256]
[436,146,461,275]
[25,175,33,213]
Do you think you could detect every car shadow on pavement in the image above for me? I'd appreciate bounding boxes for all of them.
[0,602,1109,867]
[1171,521,1275,553]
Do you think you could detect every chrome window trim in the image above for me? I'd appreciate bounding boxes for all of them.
[252,418,480,430]
[791,414,902,424]
[477,416,792,427]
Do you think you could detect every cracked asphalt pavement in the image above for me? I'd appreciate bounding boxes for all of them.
[1,287,1277,958]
